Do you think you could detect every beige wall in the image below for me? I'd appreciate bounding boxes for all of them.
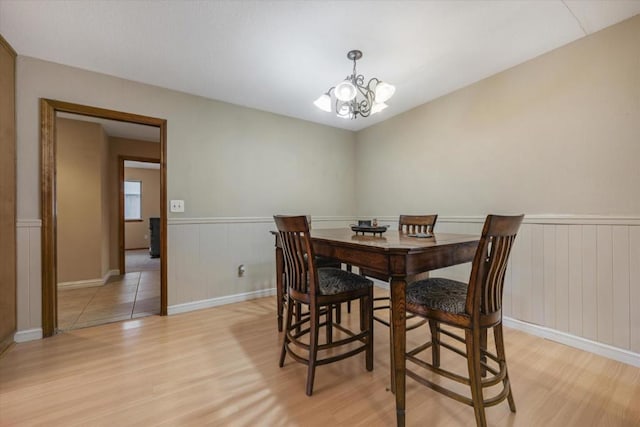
[355,15,640,217]
[16,58,357,221]
[107,137,160,268]
[124,167,160,250]
[56,118,109,283]
[15,54,356,331]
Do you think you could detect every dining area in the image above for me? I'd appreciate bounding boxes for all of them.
[2,209,639,426]
[3,3,640,426]
[271,214,523,426]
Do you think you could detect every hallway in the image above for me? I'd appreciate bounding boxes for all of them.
[57,250,160,331]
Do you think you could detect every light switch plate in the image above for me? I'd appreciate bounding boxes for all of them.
[170,200,185,212]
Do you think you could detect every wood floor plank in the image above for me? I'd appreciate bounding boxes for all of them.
[1,294,639,426]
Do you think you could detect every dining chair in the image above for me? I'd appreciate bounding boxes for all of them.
[275,218,344,332]
[360,214,438,328]
[274,215,374,396]
[403,214,523,427]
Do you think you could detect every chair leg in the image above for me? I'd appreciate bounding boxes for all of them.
[366,289,374,371]
[346,264,352,313]
[326,304,333,344]
[278,296,284,333]
[465,329,487,427]
[306,306,320,396]
[389,307,395,392]
[295,302,302,335]
[359,297,366,331]
[280,299,294,367]
[480,328,488,377]
[335,303,342,324]
[494,323,516,412]
[429,320,440,368]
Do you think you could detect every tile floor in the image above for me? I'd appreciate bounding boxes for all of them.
[57,250,160,331]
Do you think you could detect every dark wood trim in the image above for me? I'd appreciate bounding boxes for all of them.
[0,33,17,57]
[118,155,159,275]
[0,33,17,354]
[160,123,167,315]
[41,99,57,338]
[125,219,144,223]
[41,99,168,337]
[125,247,149,251]
[0,334,14,357]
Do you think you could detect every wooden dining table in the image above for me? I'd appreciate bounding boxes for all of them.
[272,228,480,426]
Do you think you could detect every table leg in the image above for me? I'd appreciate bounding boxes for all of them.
[390,277,407,427]
[275,245,284,332]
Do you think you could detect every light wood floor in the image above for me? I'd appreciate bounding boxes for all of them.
[1,292,639,426]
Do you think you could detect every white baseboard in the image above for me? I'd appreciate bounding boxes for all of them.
[57,269,119,290]
[503,317,640,368]
[14,328,43,343]
[168,288,277,315]
[57,278,103,290]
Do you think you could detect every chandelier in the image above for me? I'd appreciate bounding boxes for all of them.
[314,50,395,119]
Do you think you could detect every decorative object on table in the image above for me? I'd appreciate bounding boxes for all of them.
[274,215,374,396]
[351,222,389,236]
[313,49,395,119]
[404,214,523,427]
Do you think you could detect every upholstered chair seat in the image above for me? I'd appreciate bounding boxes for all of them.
[406,278,468,315]
[318,268,372,295]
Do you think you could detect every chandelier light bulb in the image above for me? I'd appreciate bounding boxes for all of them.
[313,93,332,112]
[335,80,357,102]
[337,104,352,119]
[371,102,388,115]
[374,81,396,103]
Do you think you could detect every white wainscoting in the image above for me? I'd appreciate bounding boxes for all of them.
[15,219,42,337]
[378,215,640,366]
[15,214,640,366]
[166,216,354,309]
[164,214,640,366]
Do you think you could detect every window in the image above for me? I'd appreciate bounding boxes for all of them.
[124,180,142,220]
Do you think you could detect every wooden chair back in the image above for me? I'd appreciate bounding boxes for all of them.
[465,214,523,317]
[273,215,318,300]
[399,214,438,234]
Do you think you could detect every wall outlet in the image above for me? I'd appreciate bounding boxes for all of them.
[170,200,185,212]
[144,234,148,240]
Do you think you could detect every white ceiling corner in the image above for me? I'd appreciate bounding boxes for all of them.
[2,1,640,132]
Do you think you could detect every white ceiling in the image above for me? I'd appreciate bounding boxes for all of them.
[124,160,160,170]
[2,1,640,131]
[57,112,160,142]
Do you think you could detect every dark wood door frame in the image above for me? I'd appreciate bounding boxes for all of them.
[40,99,168,337]
[119,155,160,275]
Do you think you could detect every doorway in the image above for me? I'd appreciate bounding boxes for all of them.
[41,99,167,337]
